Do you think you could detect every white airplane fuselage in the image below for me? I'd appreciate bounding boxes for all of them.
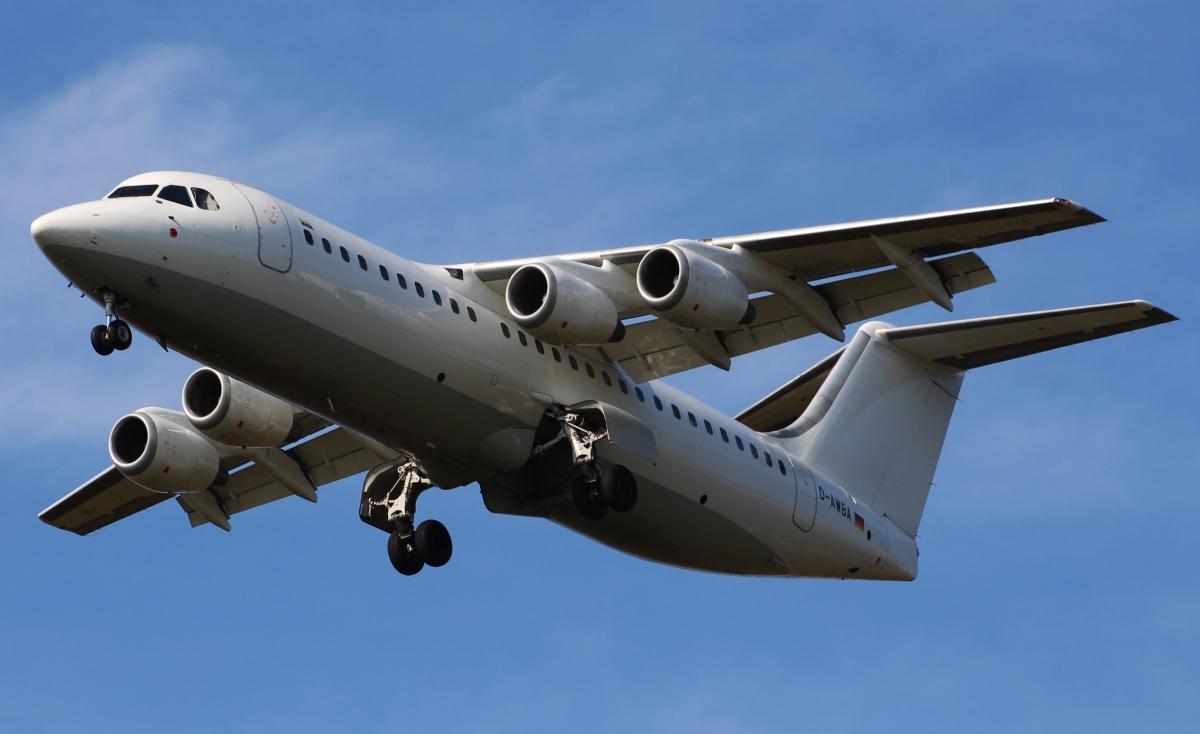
[32,171,917,580]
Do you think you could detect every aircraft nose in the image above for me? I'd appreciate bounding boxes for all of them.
[30,204,92,250]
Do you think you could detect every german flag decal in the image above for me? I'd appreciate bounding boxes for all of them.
[854,513,865,531]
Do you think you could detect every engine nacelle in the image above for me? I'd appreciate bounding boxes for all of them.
[182,367,296,447]
[505,262,624,346]
[109,409,222,494]
[637,242,755,330]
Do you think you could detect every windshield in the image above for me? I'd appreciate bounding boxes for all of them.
[108,184,159,198]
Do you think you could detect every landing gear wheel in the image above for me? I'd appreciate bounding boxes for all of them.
[572,475,608,521]
[90,325,114,356]
[601,464,638,513]
[387,531,424,576]
[108,319,133,350]
[415,519,453,567]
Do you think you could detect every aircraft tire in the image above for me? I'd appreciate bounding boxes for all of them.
[600,464,638,513]
[415,519,453,567]
[91,325,114,356]
[388,531,424,576]
[572,475,608,521]
[108,319,133,350]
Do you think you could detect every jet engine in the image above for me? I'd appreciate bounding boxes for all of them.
[182,367,297,447]
[637,244,755,330]
[109,409,222,494]
[505,262,625,346]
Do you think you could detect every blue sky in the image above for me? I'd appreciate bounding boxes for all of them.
[1,2,1198,732]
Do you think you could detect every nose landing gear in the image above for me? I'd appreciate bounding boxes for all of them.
[90,291,132,356]
[361,459,453,576]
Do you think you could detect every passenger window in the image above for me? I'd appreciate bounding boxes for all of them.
[501,323,510,338]
[618,378,627,394]
[585,364,595,378]
[397,273,408,289]
[191,188,220,210]
[704,420,713,435]
[518,331,527,346]
[303,229,314,245]
[380,265,390,281]
[433,291,442,306]
[552,347,561,362]
[602,371,612,386]
[750,445,759,459]
[340,246,350,263]
[569,355,579,370]
[450,299,460,314]
[635,387,644,402]
[467,307,476,321]
[415,282,425,297]
[158,185,193,207]
[358,255,368,271]
[672,405,681,419]
[735,436,744,450]
[688,412,697,427]
[322,238,332,254]
[534,339,544,354]
[720,427,729,443]
[108,184,158,198]
[765,452,773,467]
[779,461,787,476]
[654,396,663,411]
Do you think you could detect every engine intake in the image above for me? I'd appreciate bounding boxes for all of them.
[183,368,297,447]
[109,410,221,494]
[637,243,755,330]
[506,262,624,346]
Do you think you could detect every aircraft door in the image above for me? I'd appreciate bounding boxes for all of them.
[790,457,817,531]
[233,183,293,272]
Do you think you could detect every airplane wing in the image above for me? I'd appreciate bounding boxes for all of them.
[37,412,385,535]
[460,198,1100,380]
[735,300,1178,433]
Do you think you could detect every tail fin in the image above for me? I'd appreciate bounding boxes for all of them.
[757,301,1177,538]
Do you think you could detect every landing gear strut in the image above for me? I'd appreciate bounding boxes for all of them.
[533,406,639,521]
[91,291,132,355]
[362,459,453,576]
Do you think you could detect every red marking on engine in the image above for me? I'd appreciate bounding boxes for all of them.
[561,321,568,328]
[169,227,178,238]
[692,304,700,311]
[237,421,244,428]
[163,466,170,474]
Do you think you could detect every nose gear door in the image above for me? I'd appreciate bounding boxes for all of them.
[233,183,293,272]
[790,457,817,532]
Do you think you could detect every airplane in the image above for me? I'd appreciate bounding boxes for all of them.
[30,171,1176,579]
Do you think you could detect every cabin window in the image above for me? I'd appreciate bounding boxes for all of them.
[552,347,561,362]
[672,405,681,420]
[192,188,220,210]
[340,246,350,263]
[467,306,476,321]
[653,396,663,410]
[158,185,193,207]
[358,255,368,271]
[779,462,787,476]
[534,339,544,354]
[415,282,425,297]
[618,378,627,394]
[687,412,698,427]
[602,371,612,386]
[450,299,460,314]
[379,265,390,281]
[735,436,744,450]
[765,452,773,467]
[501,323,510,338]
[704,419,713,435]
[586,364,595,378]
[569,355,579,370]
[322,238,332,254]
[750,445,759,459]
[433,291,442,306]
[303,229,314,245]
[518,331,527,346]
[720,427,729,443]
[635,387,644,402]
[397,273,408,289]
[108,184,158,198]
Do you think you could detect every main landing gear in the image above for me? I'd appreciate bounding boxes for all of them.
[533,406,639,522]
[362,459,453,576]
[90,291,132,356]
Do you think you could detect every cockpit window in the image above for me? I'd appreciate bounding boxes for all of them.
[157,185,193,207]
[191,188,220,211]
[108,184,159,199]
